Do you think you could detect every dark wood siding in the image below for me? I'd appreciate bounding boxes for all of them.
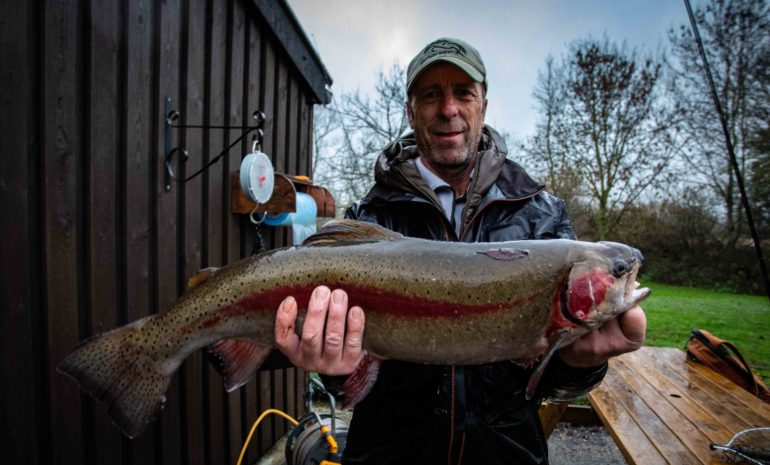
[0,1,331,463]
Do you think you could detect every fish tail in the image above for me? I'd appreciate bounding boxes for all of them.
[57,315,171,438]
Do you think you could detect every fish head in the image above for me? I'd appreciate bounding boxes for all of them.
[563,241,651,329]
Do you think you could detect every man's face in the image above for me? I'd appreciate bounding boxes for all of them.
[406,62,488,171]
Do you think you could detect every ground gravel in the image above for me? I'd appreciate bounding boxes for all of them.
[548,424,628,465]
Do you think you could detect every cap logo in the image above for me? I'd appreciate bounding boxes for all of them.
[423,39,467,60]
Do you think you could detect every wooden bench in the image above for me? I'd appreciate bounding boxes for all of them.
[587,346,770,465]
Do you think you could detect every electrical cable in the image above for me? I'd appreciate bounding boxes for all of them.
[236,409,299,465]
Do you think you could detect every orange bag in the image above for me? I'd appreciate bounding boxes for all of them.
[686,329,770,403]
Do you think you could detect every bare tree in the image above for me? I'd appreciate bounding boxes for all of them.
[668,0,770,241]
[312,64,410,215]
[525,37,680,240]
[522,56,587,220]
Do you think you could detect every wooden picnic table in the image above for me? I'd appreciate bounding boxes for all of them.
[587,346,770,465]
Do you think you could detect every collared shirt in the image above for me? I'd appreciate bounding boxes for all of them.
[414,157,466,235]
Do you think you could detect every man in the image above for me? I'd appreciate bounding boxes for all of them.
[275,37,646,465]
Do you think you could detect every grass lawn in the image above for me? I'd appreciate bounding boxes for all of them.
[642,281,770,384]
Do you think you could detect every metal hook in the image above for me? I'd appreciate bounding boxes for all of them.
[164,147,189,191]
[166,109,181,126]
[252,133,260,153]
[249,204,266,225]
[252,128,264,153]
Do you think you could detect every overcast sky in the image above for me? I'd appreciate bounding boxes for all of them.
[288,0,699,138]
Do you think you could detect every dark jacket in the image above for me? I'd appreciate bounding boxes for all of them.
[339,126,607,465]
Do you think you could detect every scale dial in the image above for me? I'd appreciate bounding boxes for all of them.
[239,151,275,204]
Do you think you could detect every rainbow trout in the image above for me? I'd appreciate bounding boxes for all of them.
[58,220,650,438]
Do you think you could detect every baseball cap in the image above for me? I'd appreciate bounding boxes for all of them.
[406,37,487,95]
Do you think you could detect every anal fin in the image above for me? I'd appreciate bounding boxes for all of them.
[207,338,272,392]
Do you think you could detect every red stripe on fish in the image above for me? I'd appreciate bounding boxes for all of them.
[189,283,539,332]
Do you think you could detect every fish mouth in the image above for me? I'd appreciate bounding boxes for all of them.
[564,245,651,327]
[623,264,651,309]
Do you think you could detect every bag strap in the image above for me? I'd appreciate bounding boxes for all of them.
[689,329,760,396]
[717,339,760,396]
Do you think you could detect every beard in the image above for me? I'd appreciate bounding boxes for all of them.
[416,121,484,170]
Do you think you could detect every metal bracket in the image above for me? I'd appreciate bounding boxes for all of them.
[163,96,266,192]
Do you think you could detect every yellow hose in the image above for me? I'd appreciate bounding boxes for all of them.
[236,409,299,465]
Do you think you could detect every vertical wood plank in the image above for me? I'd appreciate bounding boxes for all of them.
[256,33,277,262]
[257,35,277,453]
[226,0,246,460]
[87,0,125,462]
[273,57,291,441]
[44,1,85,463]
[155,0,183,463]
[297,79,311,177]
[292,38,309,378]
[273,55,289,250]
[0,1,44,463]
[205,0,228,461]
[123,0,157,461]
[242,15,264,464]
[283,72,296,178]
[260,40,276,185]
[275,59,288,179]
[283,68,295,437]
[180,0,207,462]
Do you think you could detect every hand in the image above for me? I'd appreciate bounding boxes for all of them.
[274,286,365,375]
[558,305,647,368]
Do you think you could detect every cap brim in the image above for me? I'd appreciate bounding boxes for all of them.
[407,56,485,93]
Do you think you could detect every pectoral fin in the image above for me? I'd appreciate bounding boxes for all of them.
[526,330,568,400]
[342,353,381,408]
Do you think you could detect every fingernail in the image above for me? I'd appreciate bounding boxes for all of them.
[332,290,345,305]
[281,296,295,312]
[350,307,362,321]
[313,286,330,300]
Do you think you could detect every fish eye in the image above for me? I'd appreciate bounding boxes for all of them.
[612,260,630,278]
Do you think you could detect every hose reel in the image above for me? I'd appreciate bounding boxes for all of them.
[285,377,349,465]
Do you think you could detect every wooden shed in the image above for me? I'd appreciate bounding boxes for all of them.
[0,1,333,464]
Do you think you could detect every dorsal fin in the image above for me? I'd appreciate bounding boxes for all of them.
[302,219,402,246]
[186,267,219,289]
